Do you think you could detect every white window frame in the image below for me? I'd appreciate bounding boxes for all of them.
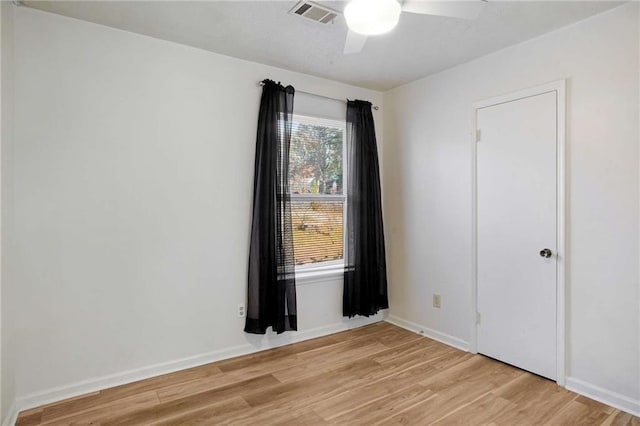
[289,114,347,281]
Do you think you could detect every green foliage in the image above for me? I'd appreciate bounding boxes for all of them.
[289,123,343,194]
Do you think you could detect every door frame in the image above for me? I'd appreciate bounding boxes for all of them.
[469,80,566,386]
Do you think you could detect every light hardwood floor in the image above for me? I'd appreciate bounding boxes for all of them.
[16,322,639,425]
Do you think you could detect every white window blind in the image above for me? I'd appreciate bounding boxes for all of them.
[289,115,346,268]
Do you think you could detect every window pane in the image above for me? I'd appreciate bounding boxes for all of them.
[291,201,344,265]
[289,122,343,195]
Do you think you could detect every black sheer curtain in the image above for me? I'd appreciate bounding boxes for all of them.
[245,79,297,334]
[343,100,389,318]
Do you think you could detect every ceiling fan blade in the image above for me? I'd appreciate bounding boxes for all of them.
[402,1,486,20]
[343,30,368,55]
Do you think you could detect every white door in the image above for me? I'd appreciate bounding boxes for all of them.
[476,90,558,380]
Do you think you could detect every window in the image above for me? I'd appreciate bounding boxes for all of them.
[289,115,346,271]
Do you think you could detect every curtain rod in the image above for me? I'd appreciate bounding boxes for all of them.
[257,81,380,111]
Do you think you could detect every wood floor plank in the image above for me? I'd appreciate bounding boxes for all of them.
[101,363,223,400]
[490,372,578,424]
[576,395,617,415]
[141,396,250,426]
[38,363,222,423]
[242,359,371,409]
[385,356,526,425]
[156,324,395,402]
[308,339,466,421]
[311,360,439,420]
[345,352,439,392]
[35,392,101,423]
[372,337,448,364]
[212,404,330,426]
[264,409,328,425]
[432,393,518,425]
[223,358,388,424]
[369,326,425,349]
[544,399,612,425]
[214,335,341,373]
[40,391,160,425]
[418,353,522,392]
[212,322,390,375]
[103,374,279,425]
[328,384,435,425]
[16,322,639,426]
[602,410,640,426]
[337,344,455,391]
[271,341,389,382]
[155,363,281,403]
[14,407,42,426]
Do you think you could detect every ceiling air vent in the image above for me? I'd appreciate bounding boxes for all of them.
[289,1,338,24]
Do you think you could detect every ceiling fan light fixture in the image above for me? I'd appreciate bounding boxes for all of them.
[344,0,401,36]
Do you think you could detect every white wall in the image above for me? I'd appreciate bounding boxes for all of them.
[1,1,15,424]
[383,2,639,412]
[9,7,384,409]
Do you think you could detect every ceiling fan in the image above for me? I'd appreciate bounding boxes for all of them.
[343,0,487,54]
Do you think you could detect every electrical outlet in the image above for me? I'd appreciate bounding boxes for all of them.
[433,294,441,309]
[238,304,246,318]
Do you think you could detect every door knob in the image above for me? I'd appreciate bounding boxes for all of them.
[539,248,552,258]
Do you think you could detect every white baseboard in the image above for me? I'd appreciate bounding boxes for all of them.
[1,401,18,426]
[565,377,640,417]
[14,315,384,416]
[385,314,469,352]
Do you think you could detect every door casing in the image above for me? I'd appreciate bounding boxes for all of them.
[469,80,566,386]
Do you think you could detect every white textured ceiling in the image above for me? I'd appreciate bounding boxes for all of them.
[24,1,623,91]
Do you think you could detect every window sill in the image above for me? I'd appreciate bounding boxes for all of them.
[295,266,344,285]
